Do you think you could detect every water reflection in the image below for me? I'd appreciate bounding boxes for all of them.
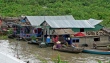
[0,39,110,63]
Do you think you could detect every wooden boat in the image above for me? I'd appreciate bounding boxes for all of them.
[82,49,110,55]
[55,47,83,53]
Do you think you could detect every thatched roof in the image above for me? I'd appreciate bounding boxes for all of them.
[52,29,74,35]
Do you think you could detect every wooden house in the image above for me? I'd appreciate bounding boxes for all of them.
[18,15,75,40]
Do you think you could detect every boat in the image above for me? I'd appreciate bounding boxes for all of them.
[0,52,25,63]
[82,49,110,55]
[55,47,83,53]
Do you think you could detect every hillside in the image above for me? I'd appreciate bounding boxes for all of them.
[0,0,110,27]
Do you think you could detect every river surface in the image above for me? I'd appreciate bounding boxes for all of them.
[0,39,110,63]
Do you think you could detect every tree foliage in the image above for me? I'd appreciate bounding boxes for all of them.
[0,0,110,27]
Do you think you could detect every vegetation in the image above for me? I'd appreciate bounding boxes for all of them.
[0,0,110,27]
[98,60,110,63]
[54,55,68,63]
[36,54,68,63]
[0,34,8,39]
[0,29,9,39]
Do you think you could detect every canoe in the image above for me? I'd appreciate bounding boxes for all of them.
[82,49,110,55]
[55,47,83,53]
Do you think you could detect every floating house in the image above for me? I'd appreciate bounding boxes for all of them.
[40,19,97,45]
[69,19,109,47]
[18,15,75,40]
[18,15,109,47]
[41,18,109,47]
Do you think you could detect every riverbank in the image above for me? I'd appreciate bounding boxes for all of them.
[0,39,110,63]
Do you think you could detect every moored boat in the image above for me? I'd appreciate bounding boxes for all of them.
[82,49,110,55]
[55,47,83,53]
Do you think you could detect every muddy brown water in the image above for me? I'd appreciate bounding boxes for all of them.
[0,39,110,63]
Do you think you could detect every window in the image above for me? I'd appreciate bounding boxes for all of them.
[71,38,79,43]
[76,39,79,42]
[80,28,84,32]
[94,37,100,41]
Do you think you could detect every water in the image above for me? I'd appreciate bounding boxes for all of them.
[0,39,110,63]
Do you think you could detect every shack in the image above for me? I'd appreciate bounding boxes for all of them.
[18,15,75,41]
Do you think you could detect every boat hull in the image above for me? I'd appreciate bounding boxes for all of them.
[82,49,110,55]
[55,47,83,53]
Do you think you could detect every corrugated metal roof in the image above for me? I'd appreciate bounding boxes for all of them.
[26,15,74,26]
[46,20,94,28]
[26,16,44,26]
[45,15,75,20]
[88,18,102,26]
